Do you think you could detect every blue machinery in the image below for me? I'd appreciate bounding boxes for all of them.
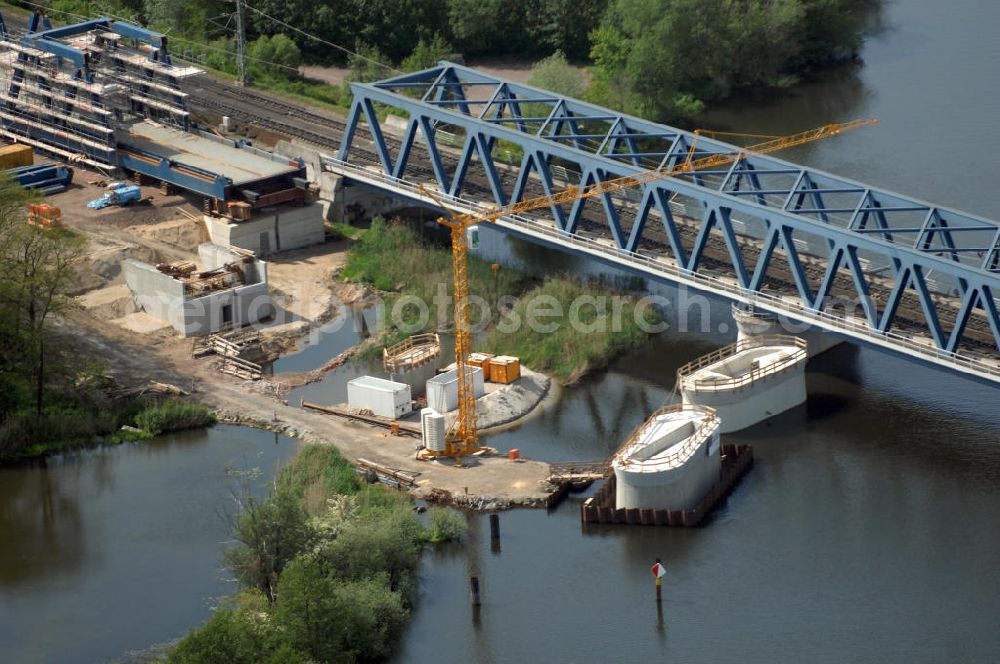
[336,62,1000,383]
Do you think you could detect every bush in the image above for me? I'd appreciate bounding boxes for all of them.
[224,485,316,604]
[133,400,216,435]
[275,558,408,663]
[424,506,468,543]
[277,443,361,513]
[319,503,423,600]
[168,593,311,664]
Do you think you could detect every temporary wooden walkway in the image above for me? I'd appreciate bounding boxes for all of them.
[580,444,753,527]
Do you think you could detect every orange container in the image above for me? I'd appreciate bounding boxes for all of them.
[489,355,521,384]
[468,352,494,381]
[508,448,520,461]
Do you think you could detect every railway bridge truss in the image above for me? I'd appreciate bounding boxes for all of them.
[332,62,1000,385]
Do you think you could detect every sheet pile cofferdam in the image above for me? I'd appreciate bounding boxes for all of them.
[612,404,721,511]
[678,335,808,434]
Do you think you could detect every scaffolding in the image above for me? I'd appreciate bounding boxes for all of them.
[0,12,201,172]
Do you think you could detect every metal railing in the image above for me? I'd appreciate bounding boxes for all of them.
[612,403,720,473]
[676,335,808,392]
[320,157,1000,383]
[383,332,440,371]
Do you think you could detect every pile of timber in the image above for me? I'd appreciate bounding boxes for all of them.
[193,329,263,380]
[301,401,421,437]
[355,458,419,489]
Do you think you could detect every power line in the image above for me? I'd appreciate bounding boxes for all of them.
[241,1,401,74]
[9,1,305,76]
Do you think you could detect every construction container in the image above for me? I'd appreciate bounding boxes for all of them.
[347,376,412,419]
[489,355,521,384]
[0,144,33,170]
[420,407,446,452]
[426,365,485,413]
[467,352,494,381]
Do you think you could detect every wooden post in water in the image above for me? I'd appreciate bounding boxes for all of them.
[470,576,481,606]
[489,513,500,539]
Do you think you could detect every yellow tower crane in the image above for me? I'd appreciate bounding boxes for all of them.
[419,118,876,462]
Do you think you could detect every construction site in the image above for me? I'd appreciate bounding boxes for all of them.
[0,10,569,509]
[3,1,1000,662]
[0,5,997,514]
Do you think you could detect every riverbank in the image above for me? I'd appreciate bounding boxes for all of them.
[0,396,217,462]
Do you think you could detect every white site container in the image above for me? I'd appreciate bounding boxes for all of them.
[420,407,447,452]
[426,365,485,413]
[347,375,412,419]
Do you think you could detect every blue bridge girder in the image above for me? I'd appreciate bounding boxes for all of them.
[336,62,1000,382]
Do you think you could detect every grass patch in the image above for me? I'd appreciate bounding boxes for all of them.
[0,397,216,462]
[484,277,660,384]
[133,400,217,435]
[341,217,526,352]
[326,221,365,241]
[340,217,659,383]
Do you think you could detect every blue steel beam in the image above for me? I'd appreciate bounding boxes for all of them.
[339,63,1000,356]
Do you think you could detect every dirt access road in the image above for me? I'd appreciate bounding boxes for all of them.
[68,306,555,509]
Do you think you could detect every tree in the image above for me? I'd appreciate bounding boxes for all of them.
[525,0,609,61]
[248,34,302,79]
[589,0,805,120]
[446,0,511,56]
[224,484,315,604]
[143,0,228,41]
[0,191,86,416]
[527,50,586,99]
[346,42,394,84]
[402,34,454,72]
[588,0,874,122]
[275,558,408,663]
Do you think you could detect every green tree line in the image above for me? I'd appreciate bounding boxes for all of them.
[0,173,215,459]
[26,0,877,120]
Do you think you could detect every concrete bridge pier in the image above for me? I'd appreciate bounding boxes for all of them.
[731,303,842,357]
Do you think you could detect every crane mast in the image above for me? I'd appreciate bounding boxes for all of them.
[419,118,876,462]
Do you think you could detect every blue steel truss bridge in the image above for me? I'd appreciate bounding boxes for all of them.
[327,62,1000,385]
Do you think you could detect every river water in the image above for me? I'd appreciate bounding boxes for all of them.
[0,426,298,664]
[392,1,1000,662]
[1,1,999,662]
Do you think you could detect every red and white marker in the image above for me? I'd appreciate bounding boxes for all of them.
[651,562,666,579]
